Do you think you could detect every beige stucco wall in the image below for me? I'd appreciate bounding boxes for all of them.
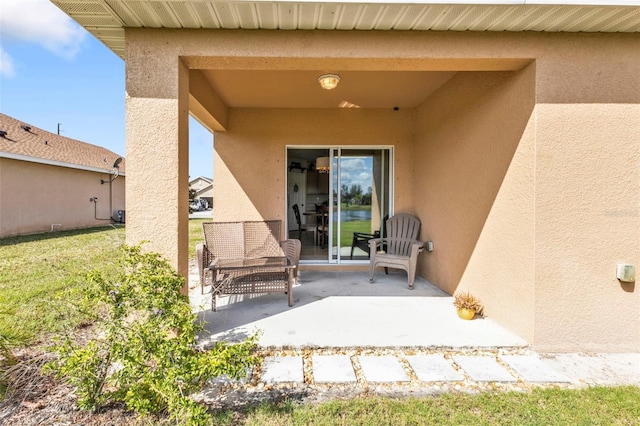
[125,28,639,351]
[533,39,640,351]
[0,158,125,238]
[214,108,414,232]
[412,36,639,351]
[125,45,190,289]
[414,66,537,343]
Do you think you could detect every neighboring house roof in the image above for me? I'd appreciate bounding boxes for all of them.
[52,1,640,59]
[189,176,213,189]
[0,114,125,174]
[189,176,213,187]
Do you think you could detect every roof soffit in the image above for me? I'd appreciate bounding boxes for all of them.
[52,1,640,59]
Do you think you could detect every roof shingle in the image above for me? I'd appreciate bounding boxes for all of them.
[0,114,125,173]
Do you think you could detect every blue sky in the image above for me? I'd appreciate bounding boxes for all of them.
[0,0,213,179]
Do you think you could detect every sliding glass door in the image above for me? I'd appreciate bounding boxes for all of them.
[286,146,392,263]
[330,148,392,263]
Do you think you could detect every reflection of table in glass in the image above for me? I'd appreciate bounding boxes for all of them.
[207,256,295,311]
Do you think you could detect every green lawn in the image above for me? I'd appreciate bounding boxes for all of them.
[335,220,372,248]
[0,226,126,344]
[189,218,208,258]
[215,386,640,425]
[2,223,640,425]
[0,220,208,345]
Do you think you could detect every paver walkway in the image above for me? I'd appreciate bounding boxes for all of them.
[189,265,640,408]
[195,347,640,409]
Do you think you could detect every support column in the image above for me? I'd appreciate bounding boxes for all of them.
[125,49,190,293]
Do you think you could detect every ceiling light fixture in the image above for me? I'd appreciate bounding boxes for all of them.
[316,157,330,173]
[318,74,340,90]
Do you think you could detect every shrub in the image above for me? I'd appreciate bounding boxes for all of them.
[46,245,258,425]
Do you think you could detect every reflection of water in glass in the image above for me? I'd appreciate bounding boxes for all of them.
[333,210,372,222]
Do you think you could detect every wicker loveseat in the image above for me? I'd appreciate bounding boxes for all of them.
[196,220,301,311]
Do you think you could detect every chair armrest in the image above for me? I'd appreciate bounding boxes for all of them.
[197,243,216,285]
[410,241,426,258]
[353,232,376,240]
[368,237,385,252]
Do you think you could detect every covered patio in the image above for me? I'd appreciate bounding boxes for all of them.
[52,1,640,352]
[191,270,527,349]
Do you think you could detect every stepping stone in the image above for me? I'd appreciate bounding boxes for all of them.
[453,355,516,382]
[358,355,409,382]
[500,355,570,383]
[406,354,463,382]
[207,368,252,385]
[313,355,357,383]
[261,356,304,383]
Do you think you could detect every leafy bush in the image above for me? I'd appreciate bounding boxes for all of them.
[46,245,258,425]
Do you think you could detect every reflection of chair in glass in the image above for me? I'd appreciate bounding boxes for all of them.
[350,215,388,259]
[369,213,425,289]
[292,204,315,243]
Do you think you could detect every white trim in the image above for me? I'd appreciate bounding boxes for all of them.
[286,145,394,265]
[0,152,126,176]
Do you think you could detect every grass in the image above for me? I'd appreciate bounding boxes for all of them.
[189,218,208,258]
[0,225,126,345]
[213,386,640,425]
[335,220,371,248]
[3,221,640,424]
[0,220,208,346]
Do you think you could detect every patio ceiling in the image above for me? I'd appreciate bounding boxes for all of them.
[200,69,458,109]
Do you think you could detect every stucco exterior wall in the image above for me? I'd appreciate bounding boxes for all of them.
[414,66,537,343]
[214,108,415,231]
[533,40,640,352]
[0,158,125,238]
[125,44,190,288]
[125,28,639,351]
[412,36,639,351]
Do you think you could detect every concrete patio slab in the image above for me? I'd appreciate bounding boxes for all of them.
[358,355,409,382]
[312,355,357,383]
[261,356,304,383]
[194,270,528,349]
[500,355,570,383]
[406,354,464,382]
[453,355,517,382]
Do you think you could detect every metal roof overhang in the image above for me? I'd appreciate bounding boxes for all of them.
[53,1,640,58]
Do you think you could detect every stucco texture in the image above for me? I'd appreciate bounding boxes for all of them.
[414,66,537,343]
[0,158,125,237]
[214,108,414,228]
[125,29,639,351]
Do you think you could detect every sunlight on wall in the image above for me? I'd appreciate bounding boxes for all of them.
[213,151,263,221]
